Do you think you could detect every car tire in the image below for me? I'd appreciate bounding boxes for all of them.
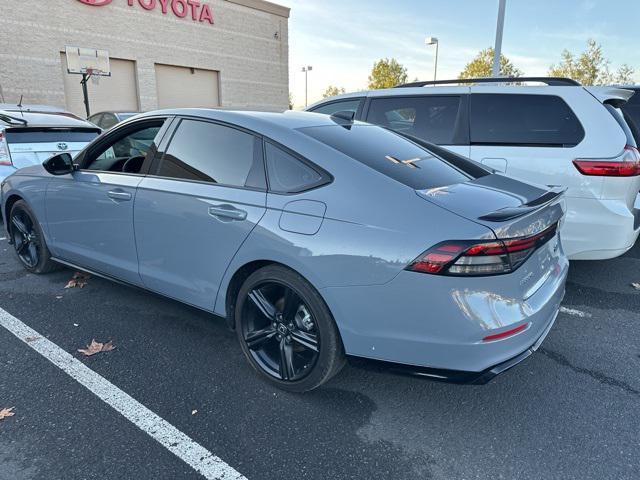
[235,264,345,392]
[9,200,59,274]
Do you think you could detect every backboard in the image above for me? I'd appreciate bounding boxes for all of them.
[65,46,111,76]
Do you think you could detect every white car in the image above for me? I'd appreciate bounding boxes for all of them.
[0,105,100,184]
[308,77,640,260]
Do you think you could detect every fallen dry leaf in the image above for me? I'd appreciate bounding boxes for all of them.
[65,271,91,289]
[632,282,640,291]
[78,339,115,357]
[0,407,15,421]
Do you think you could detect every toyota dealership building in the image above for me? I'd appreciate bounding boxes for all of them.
[0,0,290,117]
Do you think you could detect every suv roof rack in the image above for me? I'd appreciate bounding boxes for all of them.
[395,77,581,88]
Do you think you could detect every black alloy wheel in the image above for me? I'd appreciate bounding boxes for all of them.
[8,200,58,274]
[242,281,320,381]
[10,209,40,269]
[236,265,345,392]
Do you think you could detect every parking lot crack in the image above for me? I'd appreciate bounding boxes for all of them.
[539,347,640,397]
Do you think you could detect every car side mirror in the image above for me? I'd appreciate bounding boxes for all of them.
[43,153,76,175]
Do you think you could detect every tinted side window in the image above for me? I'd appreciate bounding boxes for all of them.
[158,119,263,188]
[265,142,325,193]
[300,125,471,190]
[84,122,164,173]
[367,96,462,144]
[310,99,362,116]
[470,94,584,147]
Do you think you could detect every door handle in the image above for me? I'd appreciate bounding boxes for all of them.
[107,190,132,201]
[208,205,247,221]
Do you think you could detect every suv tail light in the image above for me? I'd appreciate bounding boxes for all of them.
[406,223,558,276]
[0,132,12,166]
[573,145,640,177]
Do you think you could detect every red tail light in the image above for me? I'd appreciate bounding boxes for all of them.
[406,223,558,276]
[573,145,640,177]
[0,132,12,166]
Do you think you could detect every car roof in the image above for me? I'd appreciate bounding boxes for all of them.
[307,84,597,109]
[0,109,99,129]
[136,108,366,133]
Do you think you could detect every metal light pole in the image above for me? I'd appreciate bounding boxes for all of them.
[302,65,313,107]
[492,0,507,77]
[425,37,439,81]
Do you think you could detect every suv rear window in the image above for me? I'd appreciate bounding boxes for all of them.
[300,124,471,190]
[470,94,584,147]
[366,95,463,144]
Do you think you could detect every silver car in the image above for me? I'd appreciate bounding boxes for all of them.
[1,109,568,392]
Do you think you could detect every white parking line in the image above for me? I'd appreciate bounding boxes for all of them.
[0,307,247,480]
[559,306,592,318]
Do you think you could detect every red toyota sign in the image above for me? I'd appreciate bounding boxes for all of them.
[77,0,214,24]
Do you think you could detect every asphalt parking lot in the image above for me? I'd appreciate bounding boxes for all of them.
[1,235,639,480]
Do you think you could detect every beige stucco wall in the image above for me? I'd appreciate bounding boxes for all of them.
[0,0,289,113]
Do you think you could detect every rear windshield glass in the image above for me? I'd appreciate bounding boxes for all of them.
[299,124,471,189]
[470,94,584,147]
[4,129,99,144]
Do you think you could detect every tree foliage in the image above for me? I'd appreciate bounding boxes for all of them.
[322,85,346,98]
[548,39,635,85]
[367,58,408,89]
[459,47,523,79]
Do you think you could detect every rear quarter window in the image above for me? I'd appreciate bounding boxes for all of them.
[470,94,584,147]
[309,99,362,116]
[299,124,472,190]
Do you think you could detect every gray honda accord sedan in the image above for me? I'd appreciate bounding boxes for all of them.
[1,109,568,391]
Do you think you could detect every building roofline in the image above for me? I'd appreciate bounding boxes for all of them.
[224,0,290,18]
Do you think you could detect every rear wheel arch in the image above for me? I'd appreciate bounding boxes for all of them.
[3,194,24,224]
[223,260,333,332]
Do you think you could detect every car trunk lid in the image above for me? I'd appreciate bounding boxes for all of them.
[4,127,100,169]
[417,173,565,239]
[415,174,565,298]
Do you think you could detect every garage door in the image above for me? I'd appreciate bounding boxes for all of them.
[155,64,220,109]
[61,55,139,118]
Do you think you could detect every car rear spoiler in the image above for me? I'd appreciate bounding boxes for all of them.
[584,86,635,108]
[478,187,566,222]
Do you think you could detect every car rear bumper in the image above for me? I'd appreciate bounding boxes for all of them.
[562,195,640,260]
[351,308,557,384]
[321,247,568,374]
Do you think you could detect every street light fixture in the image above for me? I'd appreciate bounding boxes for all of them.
[302,65,313,107]
[425,37,439,82]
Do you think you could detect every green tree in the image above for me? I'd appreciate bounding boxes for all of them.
[548,39,635,85]
[459,47,523,79]
[367,58,408,89]
[322,85,346,98]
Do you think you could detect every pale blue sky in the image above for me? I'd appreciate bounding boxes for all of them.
[279,0,640,108]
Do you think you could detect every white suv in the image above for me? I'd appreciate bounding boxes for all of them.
[308,77,640,260]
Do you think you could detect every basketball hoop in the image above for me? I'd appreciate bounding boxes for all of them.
[64,46,111,117]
